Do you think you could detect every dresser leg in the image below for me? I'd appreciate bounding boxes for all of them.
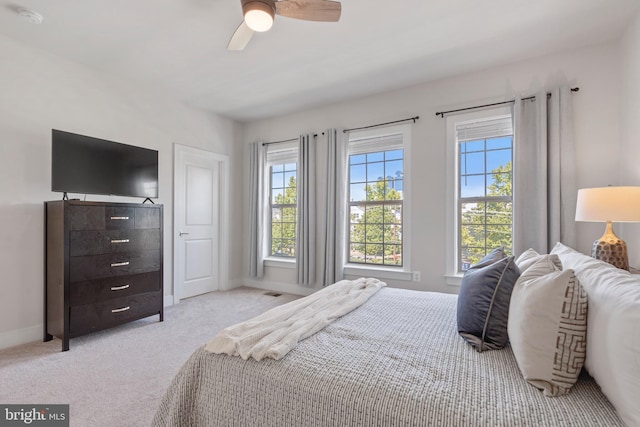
[62,337,69,352]
[159,310,164,322]
[44,321,52,342]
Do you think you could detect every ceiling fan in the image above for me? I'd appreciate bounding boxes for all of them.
[228,0,341,51]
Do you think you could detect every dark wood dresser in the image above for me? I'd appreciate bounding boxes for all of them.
[45,200,163,351]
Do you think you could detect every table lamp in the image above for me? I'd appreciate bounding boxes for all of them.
[575,186,640,270]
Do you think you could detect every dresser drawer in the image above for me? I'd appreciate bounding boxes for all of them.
[68,205,138,230]
[68,205,105,231]
[70,229,160,256]
[69,271,161,306]
[69,250,161,282]
[105,206,135,230]
[135,207,161,229]
[69,292,162,337]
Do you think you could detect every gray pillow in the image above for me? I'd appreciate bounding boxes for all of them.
[471,247,507,269]
[457,256,520,352]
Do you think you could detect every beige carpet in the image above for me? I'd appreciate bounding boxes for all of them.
[0,287,299,427]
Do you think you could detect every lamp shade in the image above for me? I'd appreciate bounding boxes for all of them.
[575,186,640,223]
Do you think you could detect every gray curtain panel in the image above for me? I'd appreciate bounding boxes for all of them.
[547,87,578,250]
[248,141,265,278]
[513,86,577,255]
[321,129,347,286]
[296,134,316,286]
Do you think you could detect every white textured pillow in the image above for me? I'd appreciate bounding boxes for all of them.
[551,242,640,425]
[515,249,563,273]
[508,257,587,396]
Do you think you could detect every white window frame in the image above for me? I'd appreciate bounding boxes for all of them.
[343,124,412,281]
[263,141,298,268]
[445,107,513,286]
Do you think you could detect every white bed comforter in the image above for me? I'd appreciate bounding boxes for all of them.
[204,277,386,361]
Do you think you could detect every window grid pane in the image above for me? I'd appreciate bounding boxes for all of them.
[348,148,404,266]
[458,135,513,271]
[270,162,297,258]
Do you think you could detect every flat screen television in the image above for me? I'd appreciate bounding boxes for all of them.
[51,129,158,199]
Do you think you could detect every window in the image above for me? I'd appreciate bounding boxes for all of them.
[455,114,513,272]
[266,143,298,259]
[347,126,408,268]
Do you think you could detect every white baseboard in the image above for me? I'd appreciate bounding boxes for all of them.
[227,278,244,289]
[241,278,316,297]
[215,278,316,297]
[164,294,175,307]
[0,324,42,351]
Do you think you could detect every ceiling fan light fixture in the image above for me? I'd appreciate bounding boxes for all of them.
[229,0,341,51]
[243,1,275,32]
[243,1,276,32]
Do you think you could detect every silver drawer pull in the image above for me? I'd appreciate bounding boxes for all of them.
[110,261,130,267]
[110,284,130,291]
[110,239,130,244]
[111,306,130,313]
[110,216,129,220]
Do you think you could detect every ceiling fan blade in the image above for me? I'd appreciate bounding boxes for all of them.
[275,0,341,22]
[228,21,254,51]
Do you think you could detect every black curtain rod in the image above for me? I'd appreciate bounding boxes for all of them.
[343,116,420,133]
[262,134,317,146]
[435,87,580,118]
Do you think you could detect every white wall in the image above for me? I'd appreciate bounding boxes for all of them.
[619,11,640,266]
[0,34,242,350]
[241,40,623,295]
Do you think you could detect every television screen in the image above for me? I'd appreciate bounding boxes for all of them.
[51,130,158,199]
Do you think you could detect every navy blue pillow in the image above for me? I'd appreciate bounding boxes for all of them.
[457,256,520,352]
[471,247,507,269]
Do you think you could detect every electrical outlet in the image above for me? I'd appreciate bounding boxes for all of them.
[412,271,421,282]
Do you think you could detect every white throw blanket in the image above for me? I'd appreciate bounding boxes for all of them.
[204,278,386,361]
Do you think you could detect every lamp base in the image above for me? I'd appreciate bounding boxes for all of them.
[591,221,629,270]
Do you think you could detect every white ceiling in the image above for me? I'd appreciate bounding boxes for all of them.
[0,0,638,122]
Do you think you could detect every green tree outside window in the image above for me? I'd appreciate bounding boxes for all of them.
[460,161,512,268]
[350,180,403,265]
[271,174,297,257]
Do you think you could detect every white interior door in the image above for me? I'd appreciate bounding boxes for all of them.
[174,144,229,301]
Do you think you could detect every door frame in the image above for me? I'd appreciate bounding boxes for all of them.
[173,143,230,304]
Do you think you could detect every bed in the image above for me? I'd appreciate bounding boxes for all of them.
[152,280,626,426]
